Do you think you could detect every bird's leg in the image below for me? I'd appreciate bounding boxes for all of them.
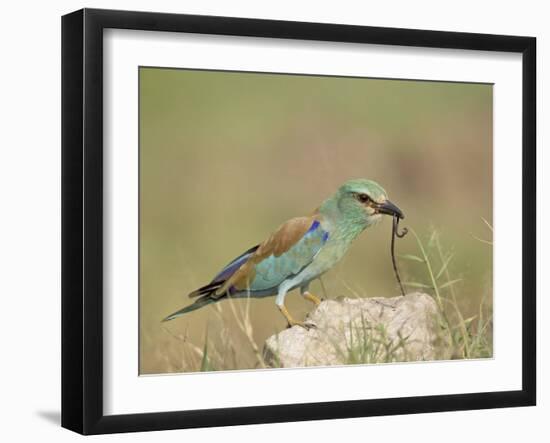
[276,284,316,330]
[302,291,322,306]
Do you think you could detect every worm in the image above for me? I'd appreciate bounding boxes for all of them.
[391,214,408,296]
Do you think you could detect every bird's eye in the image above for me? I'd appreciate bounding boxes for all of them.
[356,193,371,204]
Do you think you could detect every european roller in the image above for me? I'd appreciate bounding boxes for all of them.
[163,179,404,328]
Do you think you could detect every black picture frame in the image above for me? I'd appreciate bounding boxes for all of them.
[61,8,536,435]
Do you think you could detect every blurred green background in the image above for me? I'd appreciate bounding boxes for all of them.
[139,67,493,374]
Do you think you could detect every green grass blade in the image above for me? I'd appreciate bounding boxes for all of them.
[439,279,462,289]
[402,281,432,289]
[398,254,425,263]
[435,253,454,280]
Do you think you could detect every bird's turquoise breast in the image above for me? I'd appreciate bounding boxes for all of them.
[292,217,369,285]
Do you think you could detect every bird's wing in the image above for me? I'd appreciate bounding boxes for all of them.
[217,215,329,296]
[188,244,259,298]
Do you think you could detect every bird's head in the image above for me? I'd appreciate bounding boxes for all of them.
[328,179,404,229]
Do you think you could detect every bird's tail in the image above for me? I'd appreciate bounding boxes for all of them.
[162,294,217,322]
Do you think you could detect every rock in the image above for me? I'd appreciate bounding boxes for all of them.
[263,292,442,368]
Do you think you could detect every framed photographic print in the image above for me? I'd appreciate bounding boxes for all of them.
[61,8,536,435]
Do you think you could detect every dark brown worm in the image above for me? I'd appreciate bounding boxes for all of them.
[391,215,408,296]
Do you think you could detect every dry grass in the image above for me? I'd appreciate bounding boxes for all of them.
[401,226,493,360]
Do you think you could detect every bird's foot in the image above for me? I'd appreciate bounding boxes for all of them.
[287,320,317,330]
[279,304,317,330]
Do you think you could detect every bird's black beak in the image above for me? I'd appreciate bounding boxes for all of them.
[377,200,404,219]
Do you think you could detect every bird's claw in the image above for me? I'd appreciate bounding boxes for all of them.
[288,320,317,330]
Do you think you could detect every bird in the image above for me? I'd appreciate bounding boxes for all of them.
[163,178,404,328]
